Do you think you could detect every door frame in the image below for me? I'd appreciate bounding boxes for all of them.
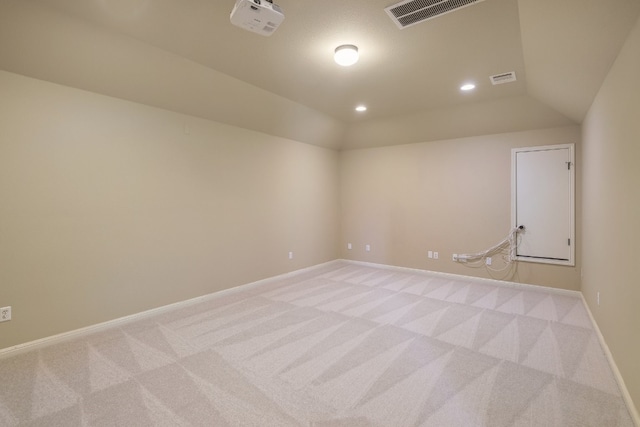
[511,143,575,266]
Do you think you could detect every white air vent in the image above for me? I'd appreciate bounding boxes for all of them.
[385,0,486,29]
[490,71,517,85]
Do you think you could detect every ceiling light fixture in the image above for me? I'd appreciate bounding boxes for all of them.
[334,44,359,66]
[460,83,476,91]
[355,105,367,112]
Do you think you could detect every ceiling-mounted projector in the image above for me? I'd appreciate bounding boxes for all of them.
[230,0,285,37]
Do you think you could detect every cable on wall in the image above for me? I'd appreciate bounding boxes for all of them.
[453,226,524,273]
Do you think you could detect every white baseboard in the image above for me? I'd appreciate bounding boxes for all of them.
[345,259,638,425]
[342,259,581,296]
[0,258,568,359]
[0,259,341,360]
[2,257,636,427]
[580,294,639,426]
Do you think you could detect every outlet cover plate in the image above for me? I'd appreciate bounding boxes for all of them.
[0,306,11,322]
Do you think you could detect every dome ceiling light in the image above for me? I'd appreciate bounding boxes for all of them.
[334,44,359,66]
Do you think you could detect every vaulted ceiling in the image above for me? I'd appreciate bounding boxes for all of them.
[1,0,639,149]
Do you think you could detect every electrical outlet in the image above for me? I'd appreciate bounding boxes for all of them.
[365,244,371,252]
[453,254,467,262]
[347,243,352,250]
[0,306,11,322]
[433,252,439,260]
[288,251,293,260]
[486,257,492,266]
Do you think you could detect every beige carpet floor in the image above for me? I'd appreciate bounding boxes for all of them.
[0,261,634,426]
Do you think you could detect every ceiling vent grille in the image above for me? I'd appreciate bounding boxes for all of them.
[490,71,517,85]
[385,0,486,29]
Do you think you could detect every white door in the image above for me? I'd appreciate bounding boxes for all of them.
[512,144,574,265]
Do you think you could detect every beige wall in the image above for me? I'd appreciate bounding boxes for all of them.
[0,71,340,350]
[340,125,581,290]
[582,14,640,416]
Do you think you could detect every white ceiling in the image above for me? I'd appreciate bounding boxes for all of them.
[1,0,639,149]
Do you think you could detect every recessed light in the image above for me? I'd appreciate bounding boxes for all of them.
[460,83,476,91]
[355,105,367,112]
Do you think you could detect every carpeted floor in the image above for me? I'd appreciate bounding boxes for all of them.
[0,261,634,426]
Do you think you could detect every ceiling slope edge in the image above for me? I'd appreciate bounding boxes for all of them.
[0,0,346,150]
[517,0,640,124]
[340,95,576,150]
